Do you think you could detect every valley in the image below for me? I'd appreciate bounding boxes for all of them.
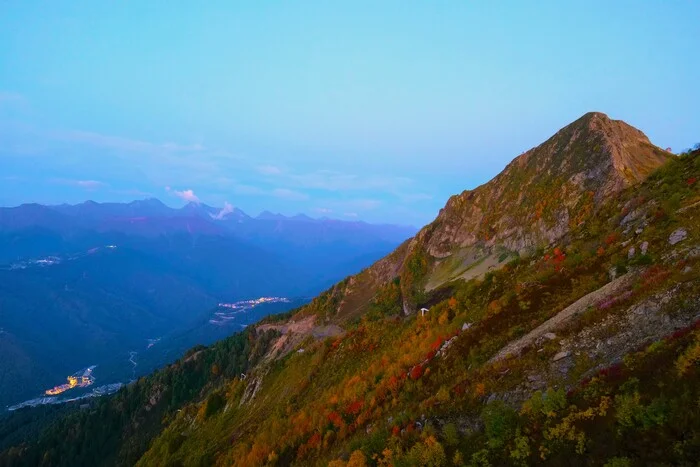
[0,203,412,409]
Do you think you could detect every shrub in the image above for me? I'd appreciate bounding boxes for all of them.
[481,400,519,448]
[203,392,225,419]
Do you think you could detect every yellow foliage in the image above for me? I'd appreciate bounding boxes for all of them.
[675,337,700,375]
[436,386,450,403]
[374,448,394,466]
[267,451,278,464]
[347,449,368,467]
[544,396,611,455]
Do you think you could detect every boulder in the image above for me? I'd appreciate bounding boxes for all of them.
[640,241,649,255]
[669,228,688,245]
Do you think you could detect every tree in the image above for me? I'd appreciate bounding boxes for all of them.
[347,449,368,467]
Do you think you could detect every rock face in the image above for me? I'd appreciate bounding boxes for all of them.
[421,112,671,257]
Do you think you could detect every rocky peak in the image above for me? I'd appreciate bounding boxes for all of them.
[421,112,671,257]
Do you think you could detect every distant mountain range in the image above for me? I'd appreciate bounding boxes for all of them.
[0,200,416,407]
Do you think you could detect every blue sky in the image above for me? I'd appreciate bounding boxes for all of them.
[1,1,698,226]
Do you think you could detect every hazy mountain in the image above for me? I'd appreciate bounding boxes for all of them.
[0,201,415,408]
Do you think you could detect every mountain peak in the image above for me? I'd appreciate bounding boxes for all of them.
[257,211,287,220]
[423,112,672,258]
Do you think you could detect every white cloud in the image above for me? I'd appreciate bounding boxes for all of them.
[210,201,234,220]
[75,180,105,190]
[314,207,333,214]
[161,142,206,152]
[166,186,200,203]
[232,184,267,195]
[257,165,282,175]
[51,178,107,191]
[272,188,309,201]
[290,170,411,192]
[111,188,154,198]
[344,212,358,218]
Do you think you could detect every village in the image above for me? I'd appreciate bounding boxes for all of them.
[210,296,291,326]
[45,366,96,396]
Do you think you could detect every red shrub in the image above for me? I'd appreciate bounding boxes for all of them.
[410,365,424,380]
[306,432,321,449]
[327,411,343,428]
[605,232,620,245]
[345,400,364,416]
[597,363,623,380]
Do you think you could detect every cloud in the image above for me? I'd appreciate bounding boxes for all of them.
[54,129,206,155]
[314,207,333,214]
[272,188,309,201]
[347,199,381,210]
[111,188,154,198]
[253,166,417,196]
[161,142,206,152]
[399,192,433,202]
[166,186,200,203]
[51,178,107,191]
[257,165,282,175]
[293,170,411,192]
[210,201,234,220]
[232,184,267,195]
[74,180,105,190]
[344,212,358,218]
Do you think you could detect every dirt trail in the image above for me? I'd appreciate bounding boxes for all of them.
[258,315,344,360]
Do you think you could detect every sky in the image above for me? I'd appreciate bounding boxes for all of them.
[0,1,698,226]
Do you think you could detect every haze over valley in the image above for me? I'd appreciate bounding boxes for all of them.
[0,200,414,408]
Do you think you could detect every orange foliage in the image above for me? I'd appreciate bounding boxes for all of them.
[345,400,364,416]
[488,299,503,315]
[641,265,671,288]
[604,232,620,245]
[327,411,344,428]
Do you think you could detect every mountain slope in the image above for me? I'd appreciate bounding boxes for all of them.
[1,115,697,466]
[132,121,694,466]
